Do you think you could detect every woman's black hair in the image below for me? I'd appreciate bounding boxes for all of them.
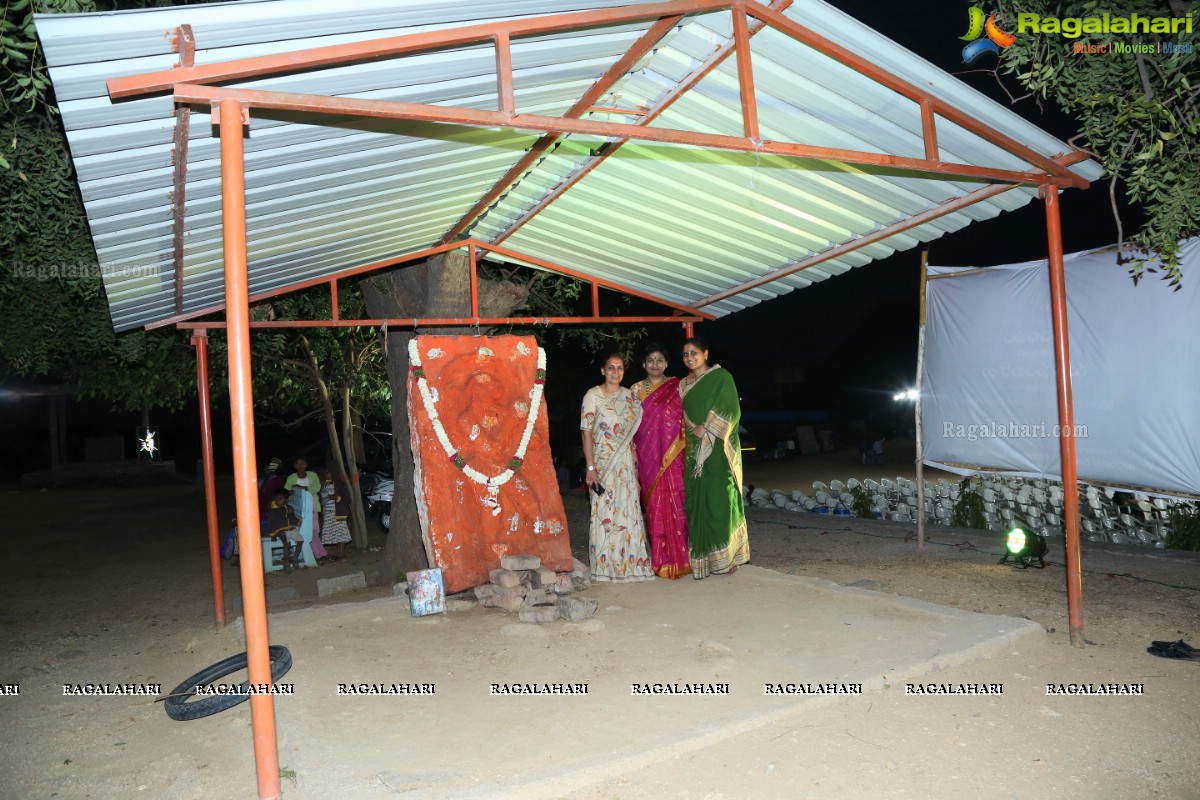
[599,351,626,367]
[682,335,709,353]
[641,342,668,361]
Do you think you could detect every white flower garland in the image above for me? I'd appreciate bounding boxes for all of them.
[409,339,546,496]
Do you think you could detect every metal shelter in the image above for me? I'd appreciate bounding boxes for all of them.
[35,1,1104,797]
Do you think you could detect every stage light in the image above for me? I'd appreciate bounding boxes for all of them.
[892,388,919,402]
[999,526,1047,569]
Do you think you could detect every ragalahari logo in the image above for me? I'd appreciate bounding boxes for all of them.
[961,6,1016,62]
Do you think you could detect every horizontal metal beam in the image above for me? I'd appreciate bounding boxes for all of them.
[183,315,707,330]
[109,0,729,98]
[148,237,712,329]
[173,84,1067,187]
[145,240,466,329]
[475,240,717,320]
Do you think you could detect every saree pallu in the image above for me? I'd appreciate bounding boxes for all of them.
[632,378,691,579]
[681,366,749,579]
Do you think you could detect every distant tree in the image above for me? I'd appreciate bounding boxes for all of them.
[1,0,200,417]
[248,286,388,549]
[992,0,1199,285]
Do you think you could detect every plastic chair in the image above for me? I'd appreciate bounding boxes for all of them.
[262,538,286,573]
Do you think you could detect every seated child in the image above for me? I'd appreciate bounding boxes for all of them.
[265,489,304,570]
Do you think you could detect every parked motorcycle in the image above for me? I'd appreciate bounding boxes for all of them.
[358,430,394,532]
[361,470,394,532]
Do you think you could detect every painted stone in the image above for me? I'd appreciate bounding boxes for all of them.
[408,335,572,594]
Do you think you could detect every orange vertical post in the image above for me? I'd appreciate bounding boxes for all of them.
[494,32,514,118]
[1043,185,1084,648]
[192,329,225,628]
[218,99,283,799]
[468,241,479,317]
[684,321,694,338]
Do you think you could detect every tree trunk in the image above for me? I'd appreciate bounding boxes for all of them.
[341,382,369,548]
[360,250,529,586]
[300,334,352,542]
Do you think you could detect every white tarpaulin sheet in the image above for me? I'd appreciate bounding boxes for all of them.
[921,237,1200,497]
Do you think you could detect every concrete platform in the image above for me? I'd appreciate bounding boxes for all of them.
[254,564,1043,799]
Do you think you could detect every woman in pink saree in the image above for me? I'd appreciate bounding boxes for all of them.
[630,344,691,579]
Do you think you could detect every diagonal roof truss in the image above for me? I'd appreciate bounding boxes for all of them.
[36,0,1102,333]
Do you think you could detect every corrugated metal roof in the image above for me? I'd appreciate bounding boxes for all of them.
[36,0,1103,331]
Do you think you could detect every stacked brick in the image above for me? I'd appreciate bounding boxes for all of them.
[470,555,596,623]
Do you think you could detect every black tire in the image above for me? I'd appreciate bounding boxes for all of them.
[378,501,391,532]
[164,645,292,721]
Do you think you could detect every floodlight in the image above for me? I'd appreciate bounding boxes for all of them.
[999,526,1047,569]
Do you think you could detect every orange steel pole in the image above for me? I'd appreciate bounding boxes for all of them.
[468,241,479,317]
[192,330,225,628]
[330,279,339,320]
[684,321,695,338]
[1042,185,1084,648]
[494,32,514,118]
[919,99,938,162]
[218,98,282,799]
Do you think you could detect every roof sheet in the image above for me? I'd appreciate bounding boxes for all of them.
[35,0,1103,331]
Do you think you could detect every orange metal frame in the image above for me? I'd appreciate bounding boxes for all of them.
[107,2,1091,796]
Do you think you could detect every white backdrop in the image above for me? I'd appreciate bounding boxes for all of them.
[921,237,1200,497]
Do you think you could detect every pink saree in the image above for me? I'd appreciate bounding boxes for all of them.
[632,378,691,579]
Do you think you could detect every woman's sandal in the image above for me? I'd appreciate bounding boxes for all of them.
[1150,639,1195,652]
[1146,642,1200,660]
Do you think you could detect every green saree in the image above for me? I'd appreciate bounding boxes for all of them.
[680,366,749,578]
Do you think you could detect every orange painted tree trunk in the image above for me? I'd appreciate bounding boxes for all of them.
[360,250,529,585]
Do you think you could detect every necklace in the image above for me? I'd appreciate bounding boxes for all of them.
[408,339,547,503]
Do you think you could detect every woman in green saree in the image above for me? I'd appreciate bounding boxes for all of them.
[680,337,749,578]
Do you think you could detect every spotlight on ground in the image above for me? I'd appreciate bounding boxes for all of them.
[999,526,1047,569]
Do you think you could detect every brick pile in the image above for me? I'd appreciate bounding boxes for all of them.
[469,555,595,623]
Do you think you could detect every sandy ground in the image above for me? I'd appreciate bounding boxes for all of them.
[1,445,1198,800]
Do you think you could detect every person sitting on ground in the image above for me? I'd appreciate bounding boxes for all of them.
[265,489,303,571]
